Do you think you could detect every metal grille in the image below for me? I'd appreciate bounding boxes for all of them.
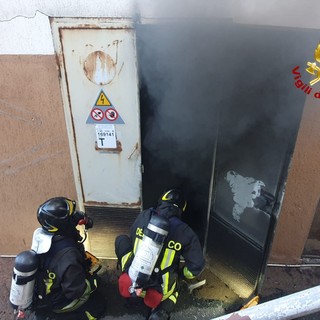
[84,206,140,258]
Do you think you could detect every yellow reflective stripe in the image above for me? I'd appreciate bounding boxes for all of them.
[161,248,177,300]
[168,291,178,304]
[161,191,171,201]
[65,199,75,215]
[45,271,56,295]
[121,252,132,271]
[45,278,53,295]
[133,237,141,254]
[182,201,187,212]
[162,272,169,295]
[47,224,58,233]
[85,311,97,320]
[162,279,176,300]
[160,248,175,270]
[183,266,195,279]
[54,297,86,313]
[91,278,97,292]
[54,279,91,313]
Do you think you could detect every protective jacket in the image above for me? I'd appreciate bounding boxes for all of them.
[37,234,95,313]
[120,202,205,300]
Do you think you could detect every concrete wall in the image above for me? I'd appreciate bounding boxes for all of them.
[0,55,76,253]
[1,0,320,261]
[269,95,320,263]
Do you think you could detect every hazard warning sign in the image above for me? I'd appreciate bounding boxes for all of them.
[91,108,104,121]
[95,91,111,106]
[86,90,125,124]
[105,108,118,121]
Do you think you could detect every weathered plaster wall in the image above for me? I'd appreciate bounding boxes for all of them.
[270,95,320,263]
[1,1,320,261]
[0,55,76,254]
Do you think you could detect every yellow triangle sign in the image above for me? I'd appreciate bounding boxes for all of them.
[95,91,111,106]
[87,89,125,124]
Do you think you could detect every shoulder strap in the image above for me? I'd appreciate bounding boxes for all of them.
[42,237,80,270]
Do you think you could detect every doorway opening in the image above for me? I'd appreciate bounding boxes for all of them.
[137,20,310,308]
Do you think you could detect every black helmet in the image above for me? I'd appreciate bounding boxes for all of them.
[160,188,187,212]
[37,197,77,233]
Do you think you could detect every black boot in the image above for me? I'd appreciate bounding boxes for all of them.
[148,308,170,320]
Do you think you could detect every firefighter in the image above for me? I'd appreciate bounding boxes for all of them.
[33,197,106,320]
[115,188,205,320]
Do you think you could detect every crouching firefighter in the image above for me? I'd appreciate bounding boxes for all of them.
[115,188,205,320]
[9,197,107,320]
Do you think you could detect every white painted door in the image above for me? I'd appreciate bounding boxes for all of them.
[52,19,141,208]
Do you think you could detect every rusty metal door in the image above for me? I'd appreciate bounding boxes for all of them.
[51,19,142,209]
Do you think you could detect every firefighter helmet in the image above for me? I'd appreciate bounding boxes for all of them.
[37,197,76,233]
[160,188,187,212]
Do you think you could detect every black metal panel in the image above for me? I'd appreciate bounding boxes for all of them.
[207,216,264,288]
[205,25,317,299]
[214,176,273,248]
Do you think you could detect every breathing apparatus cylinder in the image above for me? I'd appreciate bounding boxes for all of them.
[128,214,169,288]
[9,250,39,311]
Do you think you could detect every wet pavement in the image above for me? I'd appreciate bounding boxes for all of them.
[1,257,320,320]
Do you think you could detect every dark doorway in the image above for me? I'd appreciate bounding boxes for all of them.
[137,20,316,303]
[137,21,221,243]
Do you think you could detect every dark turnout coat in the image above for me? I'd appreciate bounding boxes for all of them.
[37,235,93,313]
[119,202,205,300]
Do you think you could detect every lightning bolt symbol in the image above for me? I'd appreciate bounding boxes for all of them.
[100,94,104,104]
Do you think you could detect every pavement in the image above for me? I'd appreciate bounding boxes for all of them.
[1,257,320,320]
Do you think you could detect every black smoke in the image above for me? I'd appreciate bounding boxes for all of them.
[136,12,319,242]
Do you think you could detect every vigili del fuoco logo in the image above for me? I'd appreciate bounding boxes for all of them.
[292,43,320,99]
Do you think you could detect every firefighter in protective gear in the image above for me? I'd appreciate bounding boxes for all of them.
[33,197,106,320]
[115,188,205,320]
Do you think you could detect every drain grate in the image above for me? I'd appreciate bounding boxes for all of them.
[84,206,140,258]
